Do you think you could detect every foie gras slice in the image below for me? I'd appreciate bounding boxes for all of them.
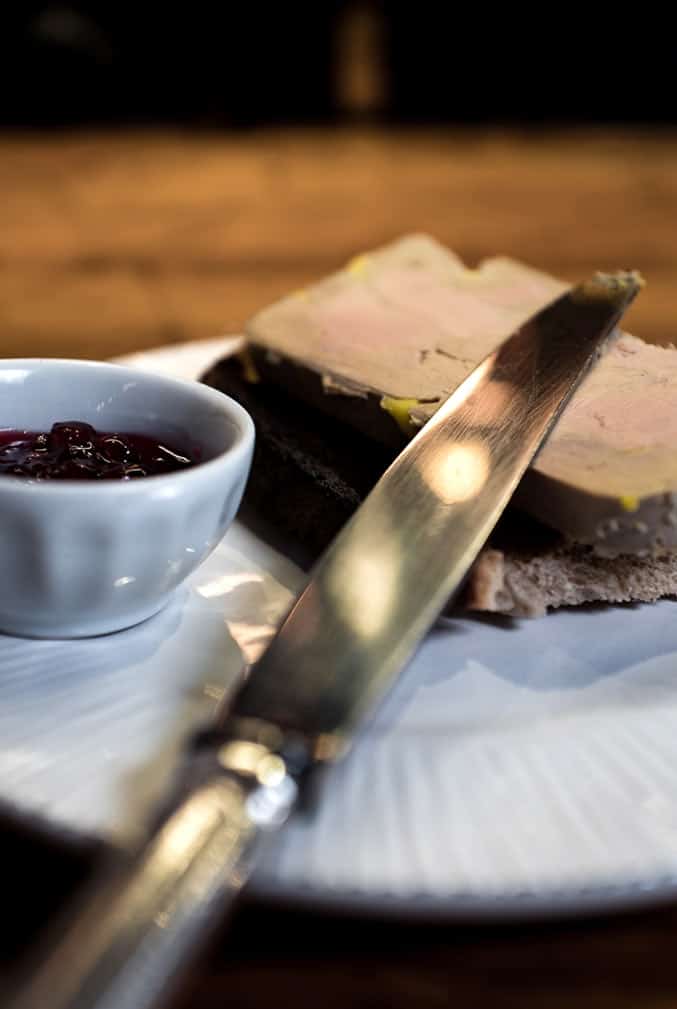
[245,234,672,557]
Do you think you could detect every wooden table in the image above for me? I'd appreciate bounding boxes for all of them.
[2,128,676,360]
[2,127,677,1009]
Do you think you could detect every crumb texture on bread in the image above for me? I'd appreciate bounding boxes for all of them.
[466,547,677,618]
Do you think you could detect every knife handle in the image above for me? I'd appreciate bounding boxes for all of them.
[7,748,298,1009]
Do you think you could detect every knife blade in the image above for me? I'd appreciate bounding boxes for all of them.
[8,272,641,1009]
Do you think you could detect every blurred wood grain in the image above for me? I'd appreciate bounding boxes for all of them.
[179,899,677,1009]
[1,128,675,361]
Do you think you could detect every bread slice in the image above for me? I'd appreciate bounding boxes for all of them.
[468,545,677,618]
[202,235,677,616]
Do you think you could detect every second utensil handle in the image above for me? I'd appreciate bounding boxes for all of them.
[8,766,294,1009]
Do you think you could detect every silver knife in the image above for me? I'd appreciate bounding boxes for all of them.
[9,272,641,1009]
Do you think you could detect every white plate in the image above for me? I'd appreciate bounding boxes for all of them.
[3,338,677,920]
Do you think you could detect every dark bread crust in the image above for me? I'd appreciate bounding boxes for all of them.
[202,355,396,565]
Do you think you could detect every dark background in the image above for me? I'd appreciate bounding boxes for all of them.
[1,1,674,128]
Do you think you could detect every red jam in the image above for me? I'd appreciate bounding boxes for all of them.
[0,422,196,480]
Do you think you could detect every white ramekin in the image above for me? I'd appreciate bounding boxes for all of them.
[0,358,254,638]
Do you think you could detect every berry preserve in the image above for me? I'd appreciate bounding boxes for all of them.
[0,421,196,480]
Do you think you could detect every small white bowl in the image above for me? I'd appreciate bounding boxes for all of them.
[0,359,255,638]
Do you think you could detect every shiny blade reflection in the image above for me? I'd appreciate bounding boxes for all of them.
[227,272,641,750]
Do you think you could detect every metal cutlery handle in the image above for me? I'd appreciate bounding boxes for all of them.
[8,750,298,1009]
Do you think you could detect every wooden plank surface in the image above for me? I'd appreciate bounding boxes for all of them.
[1,128,676,362]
